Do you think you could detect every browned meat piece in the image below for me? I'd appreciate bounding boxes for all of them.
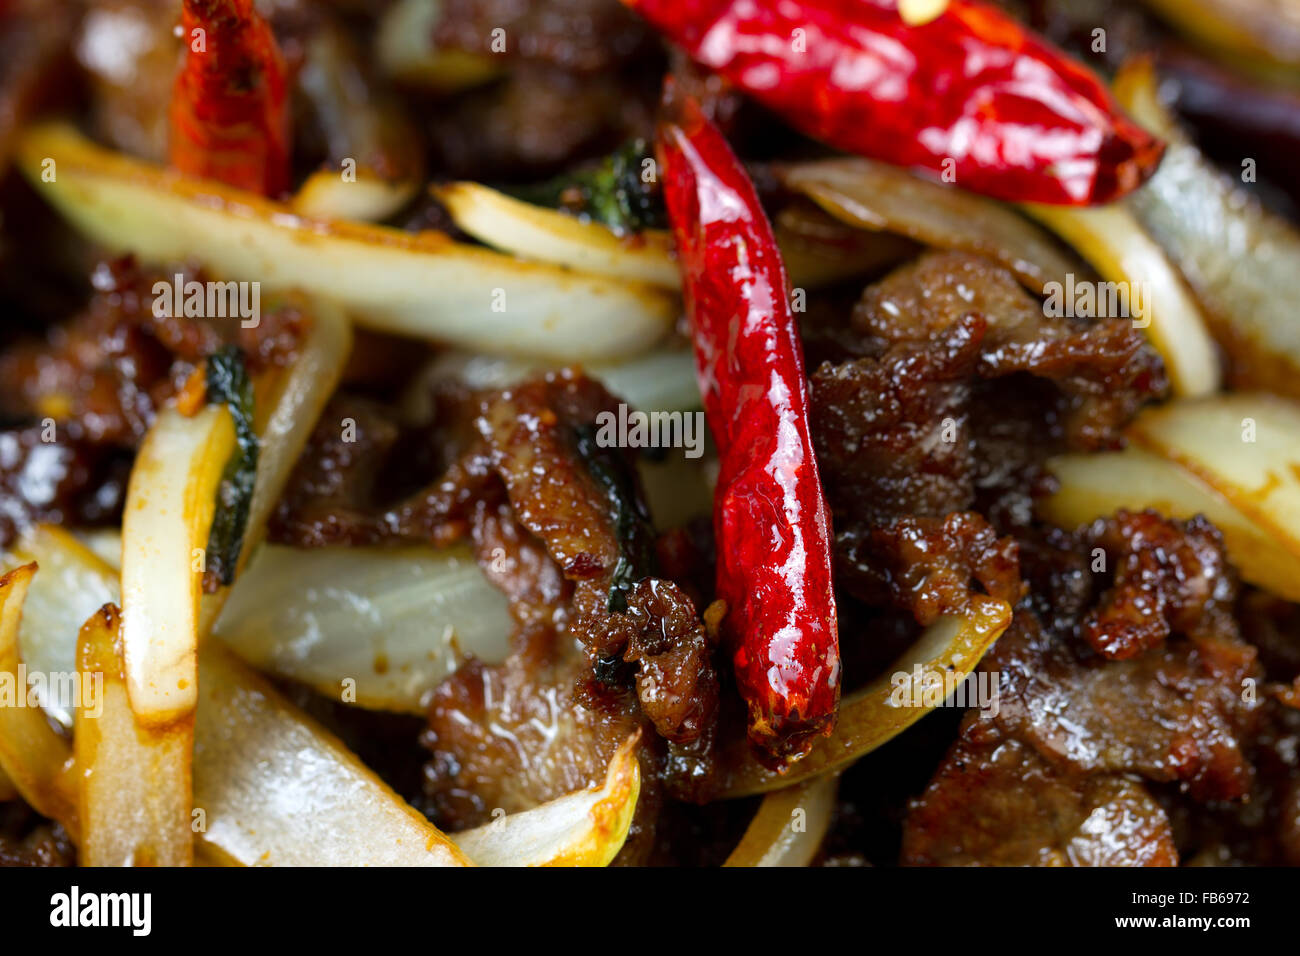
[0,801,76,867]
[0,257,304,447]
[836,512,1023,625]
[434,0,653,72]
[853,251,1167,450]
[1081,511,1237,660]
[982,612,1261,802]
[902,737,1178,866]
[427,64,657,181]
[811,314,982,526]
[0,426,131,547]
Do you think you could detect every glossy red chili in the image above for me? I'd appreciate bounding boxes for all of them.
[626,0,1164,205]
[657,94,840,767]
[169,0,290,197]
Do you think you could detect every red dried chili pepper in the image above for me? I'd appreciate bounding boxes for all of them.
[169,0,291,197]
[657,93,840,767]
[626,0,1164,205]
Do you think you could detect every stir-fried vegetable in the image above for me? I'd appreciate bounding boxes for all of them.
[3,527,118,727]
[376,0,502,93]
[203,347,259,589]
[1043,448,1300,602]
[723,774,839,867]
[1021,202,1221,398]
[433,181,680,287]
[194,644,471,867]
[17,123,676,362]
[121,402,234,723]
[76,603,192,866]
[778,157,1082,293]
[1127,394,1300,568]
[214,543,513,714]
[0,564,78,833]
[450,735,641,867]
[712,597,1013,798]
[1138,0,1300,77]
[659,96,840,766]
[1115,59,1300,399]
[627,0,1164,204]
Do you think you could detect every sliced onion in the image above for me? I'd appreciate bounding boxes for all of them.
[0,564,78,833]
[712,597,1013,798]
[1127,393,1300,569]
[214,543,513,715]
[4,526,118,727]
[433,182,681,287]
[10,530,469,866]
[411,345,701,416]
[1042,447,1300,602]
[17,123,676,362]
[75,602,192,867]
[121,403,233,723]
[1021,202,1221,398]
[723,774,838,867]
[1115,59,1300,399]
[779,157,1082,293]
[193,644,470,867]
[450,734,641,867]
[291,171,418,224]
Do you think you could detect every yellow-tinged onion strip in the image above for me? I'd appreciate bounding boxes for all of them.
[0,564,78,833]
[76,603,192,866]
[724,774,839,867]
[1021,201,1221,398]
[1042,447,1300,602]
[450,734,641,867]
[713,596,1013,798]
[16,123,675,362]
[1127,393,1300,566]
[779,157,1082,293]
[121,403,234,723]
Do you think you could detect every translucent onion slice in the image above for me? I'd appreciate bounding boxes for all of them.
[291,170,418,224]
[723,774,838,867]
[1127,393,1300,569]
[16,123,675,362]
[0,564,78,832]
[4,526,118,727]
[432,182,681,287]
[1021,202,1221,398]
[193,644,470,867]
[10,532,468,866]
[1042,447,1300,602]
[121,403,234,723]
[411,346,701,415]
[779,157,1082,293]
[76,603,192,866]
[450,734,641,867]
[1115,60,1300,399]
[213,544,513,715]
[712,597,1013,798]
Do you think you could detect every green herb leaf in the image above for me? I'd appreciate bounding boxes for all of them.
[509,139,666,236]
[204,345,260,588]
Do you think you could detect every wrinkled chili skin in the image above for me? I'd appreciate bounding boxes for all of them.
[657,95,839,767]
[625,0,1164,205]
[169,0,291,196]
